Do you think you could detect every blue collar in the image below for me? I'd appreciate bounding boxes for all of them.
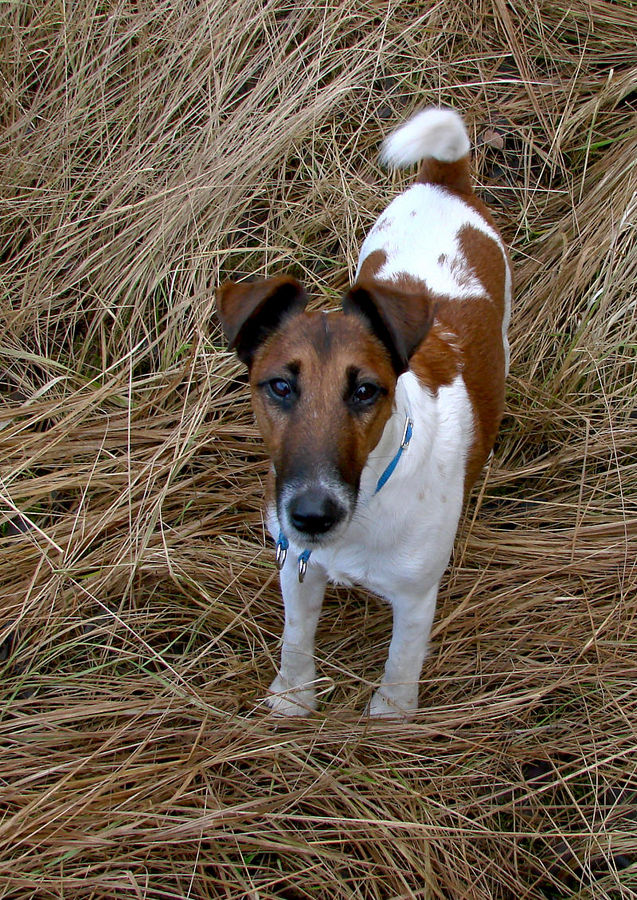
[276,415,413,582]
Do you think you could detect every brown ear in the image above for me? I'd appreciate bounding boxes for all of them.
[342,280,434,374]
[216,276,307,367]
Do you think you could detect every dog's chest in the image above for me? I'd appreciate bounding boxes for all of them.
[313,464,460,597]
[308,374,474,598]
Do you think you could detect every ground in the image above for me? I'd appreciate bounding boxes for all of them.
[1,1,636,897]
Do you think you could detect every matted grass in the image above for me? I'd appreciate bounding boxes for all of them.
[1,1,636,897]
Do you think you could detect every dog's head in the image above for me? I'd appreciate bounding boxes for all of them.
[217,275,432,547]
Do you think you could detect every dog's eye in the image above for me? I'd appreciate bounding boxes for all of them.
[259,377,297,407]
[267,379,293,400]
[352,383,380,406]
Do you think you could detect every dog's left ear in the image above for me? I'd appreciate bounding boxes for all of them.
[342,280,434,374]
[216,276,307,367]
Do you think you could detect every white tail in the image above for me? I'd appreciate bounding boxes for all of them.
[379,107,470,168]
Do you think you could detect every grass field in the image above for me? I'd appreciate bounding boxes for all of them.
[1,1,636,897]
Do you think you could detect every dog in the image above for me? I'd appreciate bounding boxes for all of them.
[217,107,511,718]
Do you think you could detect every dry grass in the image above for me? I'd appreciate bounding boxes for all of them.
[1,0,636,897]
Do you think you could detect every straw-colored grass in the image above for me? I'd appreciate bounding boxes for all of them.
[1,1,636,897]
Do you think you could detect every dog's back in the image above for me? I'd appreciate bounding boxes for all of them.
[358,107,511,489]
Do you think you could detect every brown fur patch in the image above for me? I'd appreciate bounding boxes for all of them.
[459,224,509,320]
[409,323,460,394]
[357,248,387,282]
[417,155,472,195]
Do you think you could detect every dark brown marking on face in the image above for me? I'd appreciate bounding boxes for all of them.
[249,310,398,536]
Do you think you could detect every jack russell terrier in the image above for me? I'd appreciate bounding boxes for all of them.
[217,107,512,718]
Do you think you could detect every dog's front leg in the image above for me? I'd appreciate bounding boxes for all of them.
[368,581,440,719]
[266,559,327,716]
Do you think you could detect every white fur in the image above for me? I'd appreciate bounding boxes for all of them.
[380,107,470,168]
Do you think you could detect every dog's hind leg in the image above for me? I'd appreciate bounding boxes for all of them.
[266,561,327,717]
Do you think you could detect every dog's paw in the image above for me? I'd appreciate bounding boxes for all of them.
[367,686,418,720]
[266,673,317,717]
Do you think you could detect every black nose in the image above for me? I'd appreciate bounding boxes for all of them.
[289,488,346,536]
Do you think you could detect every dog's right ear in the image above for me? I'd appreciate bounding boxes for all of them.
[216,276,307,367]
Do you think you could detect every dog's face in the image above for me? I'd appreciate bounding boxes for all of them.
[217,276,432,547]
[249,309,397,547]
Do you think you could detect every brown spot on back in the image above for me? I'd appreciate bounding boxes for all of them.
[458,224,509,318]
[357,248,387,282]
[424,222,508,490]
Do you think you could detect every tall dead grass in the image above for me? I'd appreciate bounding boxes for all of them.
[1,0,636,897]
